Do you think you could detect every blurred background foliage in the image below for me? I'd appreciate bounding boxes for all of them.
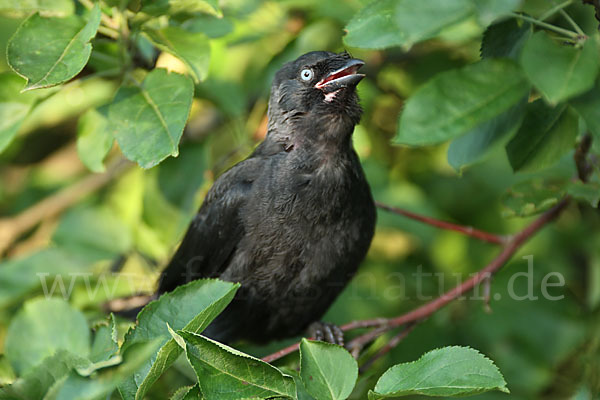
[0,0,599,398]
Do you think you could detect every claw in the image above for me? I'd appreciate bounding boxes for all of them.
[307,321,345,346]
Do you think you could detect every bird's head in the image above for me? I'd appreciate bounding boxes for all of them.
[267,51,365,140]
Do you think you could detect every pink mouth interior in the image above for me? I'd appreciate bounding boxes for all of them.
[316,66,360,87]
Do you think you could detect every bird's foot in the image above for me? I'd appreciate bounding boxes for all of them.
[307,321,344,346]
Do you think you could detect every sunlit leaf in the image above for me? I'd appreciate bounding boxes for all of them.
[395,59,528,146]
[0,0,74,17]
[141,0,221,17]
[7,5,101,91]
[172,330,296,399]
[368,346,509,398]
[76,107,113,173]
[0,72,39,152]
[0,350,83,399]
[0,355,16,386]
[119,279,239,400]
[344,0,473,50]
[109,69,194,169]
[520,32,600,104]
[52,341,162,400]
[144,26,210,83]
[299,339,358,400]
[4,298,90,375]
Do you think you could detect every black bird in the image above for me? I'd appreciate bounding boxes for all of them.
[158,51,376,344]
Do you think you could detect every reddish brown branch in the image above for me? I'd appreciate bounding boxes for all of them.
[375,201,507,245]
[261,198,570,364]
[352,198,569,331]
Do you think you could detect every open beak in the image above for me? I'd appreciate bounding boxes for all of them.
[315,59,365,92]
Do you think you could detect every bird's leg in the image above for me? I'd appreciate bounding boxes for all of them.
[307,321,344,346]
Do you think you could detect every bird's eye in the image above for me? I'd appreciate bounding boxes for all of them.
[300,69,313,81]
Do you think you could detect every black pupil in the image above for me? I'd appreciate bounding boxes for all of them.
[303,71,310,78]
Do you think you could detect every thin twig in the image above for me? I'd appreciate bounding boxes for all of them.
[560,9,587,35]
[540,0,574,21]
[510,12,583,39]
[98,25,120,40]
[375,201,507,245]
[0,158,132,256]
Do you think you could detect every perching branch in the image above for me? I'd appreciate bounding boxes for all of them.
[261,198,570,364]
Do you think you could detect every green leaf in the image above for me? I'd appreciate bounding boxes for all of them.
[76,107,113,173]
[567,180,600,208]
[141,0,221,17]
[5,298,90,375]
[395,59,528,146]
[0,72,39,153]
[52,207,133,262]
[344,0,473,50]
[480,18,532,60]
[7,5,101,91]
[501,178,566,217]
[0,355,16,386]
[368,346,509,398]
[570,83,600,141]
[181,15,233,38]
[0,350,84,399]
[448,97,526,172]
[0,248,91,308]
[520,33,600,104]
[472,0,522,26]
[172,330,296,399]
[0,0,74,17]
[89,314,119,364]
[280,367,317,400]
[52,341,162,400]
[120,279,239,400]
[144,26,210,83]
[170,385,201,400]
[299,339,358,400]
[506,101,579,172]
[109,68,194,169]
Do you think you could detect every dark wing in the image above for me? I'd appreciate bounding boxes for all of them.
[157,156,263,294]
